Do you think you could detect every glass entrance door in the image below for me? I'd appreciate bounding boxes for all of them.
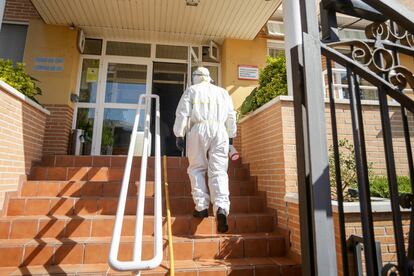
[74,57,152,155]
[74,58,101,155]
[152,62,188,156]
[97,61,150,155]
[74,41,221,156]
[95,59,151,155]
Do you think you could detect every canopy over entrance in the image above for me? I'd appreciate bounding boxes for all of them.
[31,0,281,44]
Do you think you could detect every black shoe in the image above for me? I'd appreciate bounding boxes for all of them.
[216,207,228,233]
[193,209,209,218]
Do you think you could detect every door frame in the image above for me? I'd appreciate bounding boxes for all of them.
[93,56,153,155]
[73,54,153,155]
[73,39,221,155]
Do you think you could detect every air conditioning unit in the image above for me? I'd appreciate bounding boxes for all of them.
[77,29,85,54]
[267,21,285,36]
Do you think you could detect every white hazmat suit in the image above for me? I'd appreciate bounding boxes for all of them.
[173,67,237,217]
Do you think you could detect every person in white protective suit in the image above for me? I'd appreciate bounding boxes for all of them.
[173,67,237,233]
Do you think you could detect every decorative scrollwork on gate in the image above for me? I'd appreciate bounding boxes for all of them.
[317,2,414,275]
[390,66,414,90]
[328,20,414,91]
[381,263,400,276]
[366,21,407,43]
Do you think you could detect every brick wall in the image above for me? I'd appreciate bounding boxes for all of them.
[339,212,410,269]
[285,199,411,274]
[238,99,285,223]
[238,97,298,230]
[0,81,48,205]
[238,96,414,257]
[3,0,40,22]
[279,99,414,191]
[334,211,411,275]
[327,102,414,175]
[285,200,301,254]
[42,104,73,156]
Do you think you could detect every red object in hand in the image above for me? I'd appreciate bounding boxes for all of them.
[229,145,240,161]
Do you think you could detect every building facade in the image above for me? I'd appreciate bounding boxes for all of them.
[1,0,284,157]
[1,1,413,274]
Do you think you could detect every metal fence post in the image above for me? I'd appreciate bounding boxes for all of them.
[282,0,302,96]
[290,0,338,275]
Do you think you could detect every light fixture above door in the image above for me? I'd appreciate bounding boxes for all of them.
[186,0,200,7]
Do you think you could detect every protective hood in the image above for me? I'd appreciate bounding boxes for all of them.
[192,67,212,84]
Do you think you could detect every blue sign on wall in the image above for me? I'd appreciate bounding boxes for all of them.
[33,57,64,72]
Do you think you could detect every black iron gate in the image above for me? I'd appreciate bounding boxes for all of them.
[292,0,414,275]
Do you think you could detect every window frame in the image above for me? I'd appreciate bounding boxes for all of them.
[0,21,29,63]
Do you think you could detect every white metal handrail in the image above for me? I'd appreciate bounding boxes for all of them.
[109,94,162,274]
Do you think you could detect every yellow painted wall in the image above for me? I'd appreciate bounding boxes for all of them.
[401,54,414,72]
[221,38,268,109]
[23,19,80,106]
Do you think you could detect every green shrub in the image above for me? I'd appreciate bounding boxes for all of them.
[370,175,412,199]
[329,138,376,201]
[329,138,413,200]
[255,55,287,107]
[239,55,287,115]
[0,59,42,101]
[239,88,258,116]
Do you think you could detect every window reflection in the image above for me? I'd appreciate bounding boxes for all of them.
[105,63,147,104]
[79,59,99,103]
[75,108,95,155]
[101,109,145,155]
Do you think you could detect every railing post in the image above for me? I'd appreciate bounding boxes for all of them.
[289,0,338,274]
[282,0,302,96]
[0,0,5,31]
[109,95,163,272]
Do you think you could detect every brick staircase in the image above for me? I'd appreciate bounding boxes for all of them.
[0,156,301,275]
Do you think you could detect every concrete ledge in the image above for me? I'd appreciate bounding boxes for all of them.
[239,95,401,124]
[284,193,411,213]
[0,80,50,115]
[239,95,292,123]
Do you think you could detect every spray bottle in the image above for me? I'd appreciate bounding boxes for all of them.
[229,145,240,161]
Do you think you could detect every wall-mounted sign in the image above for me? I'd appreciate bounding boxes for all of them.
[86,68,99,83]
[33,57,64,72]
[238,65,259,80]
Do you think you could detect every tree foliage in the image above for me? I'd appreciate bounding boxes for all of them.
[240,55,287,116]
[0,59,42,101]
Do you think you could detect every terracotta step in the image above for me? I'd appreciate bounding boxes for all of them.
[0,233,287,267]
[40,155,243,169]
[29,166,250,182]
[20,180,256,198]
[0,257,301,275]
[6,195,264,216]
[0,213,275,239]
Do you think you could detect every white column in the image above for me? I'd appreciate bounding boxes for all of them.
[282,0,302,96]
[0,0,5,31]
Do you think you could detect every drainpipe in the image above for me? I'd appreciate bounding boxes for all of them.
[282,0,302,96]
[0,0,5,31]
